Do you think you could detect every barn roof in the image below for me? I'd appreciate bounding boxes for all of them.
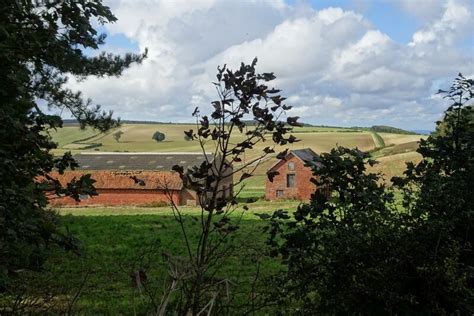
[48,170,183,190]
[267,148,321,172]
[46,152,232,192]
[73,152,209,171]
[291,148,320,166]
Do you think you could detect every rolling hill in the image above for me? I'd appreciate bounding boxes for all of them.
[49,123,425,198]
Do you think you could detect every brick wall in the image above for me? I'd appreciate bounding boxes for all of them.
[48,189,180,207]
[265,154,317,201]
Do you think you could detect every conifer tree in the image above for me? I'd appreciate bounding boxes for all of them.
[0,0,146,290]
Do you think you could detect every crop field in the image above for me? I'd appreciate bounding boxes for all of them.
[50,124,381,196]
[368,151,423,182]
[48,123,426,197]
[51,124,375,155]
[371,141,421,158]
[378,133,424,146]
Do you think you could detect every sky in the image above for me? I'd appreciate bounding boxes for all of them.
[67,0,474,130]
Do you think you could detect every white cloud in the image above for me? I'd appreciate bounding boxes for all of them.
[409,0,472,48]
[67,0,474,130]
[396,0,447,22]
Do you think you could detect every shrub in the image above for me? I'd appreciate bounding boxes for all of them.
[266,74,473,314]
[152,131,165,142]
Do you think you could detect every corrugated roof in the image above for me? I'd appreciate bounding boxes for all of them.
[291,148,320,166]
[73,152,208,171]
[49,170,183,190]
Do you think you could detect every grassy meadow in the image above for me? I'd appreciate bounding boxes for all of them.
[20,202,299,314]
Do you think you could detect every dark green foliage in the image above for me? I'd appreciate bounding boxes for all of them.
[152,131,166,142]
[0,0,146,291]
[268,74,473,314]
[370,125,416,134]
[267,148,409,314]
[393,73,474,312]
[371,130,386,148]
[165,59,298,314]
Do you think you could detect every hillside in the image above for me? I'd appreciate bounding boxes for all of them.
[50,124,376,155]
[49,123,425,198]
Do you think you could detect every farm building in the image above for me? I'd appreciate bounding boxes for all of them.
[47,152,233,206]
[265,148,321,201]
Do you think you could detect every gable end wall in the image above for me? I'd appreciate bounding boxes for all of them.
[265,154,316,201]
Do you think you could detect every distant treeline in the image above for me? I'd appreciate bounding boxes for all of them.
[370,125,417,134]
[62,119,417,134]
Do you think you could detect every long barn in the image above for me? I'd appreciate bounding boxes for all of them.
[48,152,233,206]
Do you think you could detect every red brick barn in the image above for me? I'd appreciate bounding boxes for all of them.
[47,152,233,207]
[265,148,320,201]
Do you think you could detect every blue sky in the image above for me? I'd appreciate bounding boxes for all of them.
[292,0,421,43]
[69,0,474,130]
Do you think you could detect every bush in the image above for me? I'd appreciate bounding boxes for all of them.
[152,131,165,142]
[266,74,473,314]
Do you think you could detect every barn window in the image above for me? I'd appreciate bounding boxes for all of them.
[288,162,295,170]
[287,174,295,187]
[276,190,284,197]
[222,185,227,198]
[79,194,89,200]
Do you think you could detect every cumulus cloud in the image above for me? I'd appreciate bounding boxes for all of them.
[67,0,474,129]
[409,0,472,48]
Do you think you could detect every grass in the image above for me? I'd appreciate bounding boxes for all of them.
[234,175,266,199]
[49,126,101,148]
[371,141,421,158]
[369,151,423,182]
[9,202,299,314]
[379,133,424,146]
[370,131,386,148]
[56,200,300,216]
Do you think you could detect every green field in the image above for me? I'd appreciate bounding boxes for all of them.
[13,203,299,314]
